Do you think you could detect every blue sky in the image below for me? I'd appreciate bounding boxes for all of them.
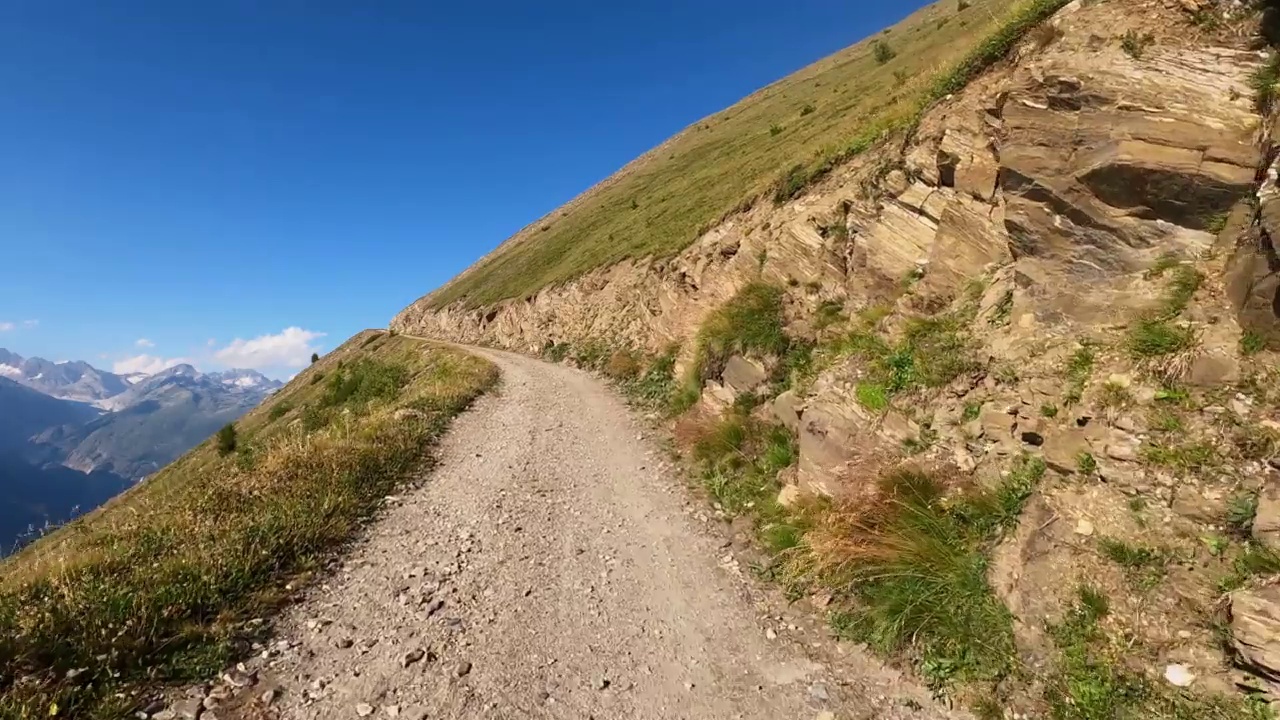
[0,0,928,379]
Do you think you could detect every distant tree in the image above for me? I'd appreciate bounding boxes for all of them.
[311,352,320,364]
[216,423,237,456]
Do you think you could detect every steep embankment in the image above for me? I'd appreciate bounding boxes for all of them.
[397,0,1280,716]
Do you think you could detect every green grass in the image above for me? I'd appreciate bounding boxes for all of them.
[1241,330,1267,356]
[1218,543,1280,594]
[1097,537,1167,589]
[1252,51,1280,115]
[688,415,807,556]
[1077,451,1097,475]
[809,458,1045,692]
[1226,492,1260,538]
[1127,265,1202,359]
[856,382,890,411]
[1127,319,1196,358]
[690,283,789,384]
[837,313,976,407]
[1046,586,1272,719]
[0,333,498,717]
[1064,343,1096,404]
[1141,440,1218,474]
[420,0,1067,309]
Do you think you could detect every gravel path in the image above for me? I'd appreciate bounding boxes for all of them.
[219,346,961,720]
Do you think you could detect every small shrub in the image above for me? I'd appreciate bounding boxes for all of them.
[772,164,809,205]
[873,40,896,65]
[1041,403,1059,418]
[957,0,971,9]
[544,342,571,362]
[768,123,785,137]
[310,352,320,364]
[321,359,408,410]
[573,340,610,370]
[1241,330,1267,356]
[215,423,237,456]
[1120,30,1155,59]
[1225,492,1260,538]
[1077,452,1097,475]
[800,104,816,116]
[1098,381,1132,410]
[962,401,982,422]
[268,402,293,421]
[604,350,641,381]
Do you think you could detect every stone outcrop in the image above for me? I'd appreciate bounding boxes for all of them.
[394,2,1268,501]
[1231,585,1280,680]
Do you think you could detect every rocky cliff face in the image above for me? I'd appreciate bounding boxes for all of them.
[396,0,1280,712]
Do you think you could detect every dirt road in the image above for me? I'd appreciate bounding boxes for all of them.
[233,346,959,720]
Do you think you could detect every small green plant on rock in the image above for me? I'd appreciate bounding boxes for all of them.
[1064,343,1096,405]
[1077,452,1098,475]
[1120,30,1155,59]
[1241,330,1267,356]
[1098,537,1168,589]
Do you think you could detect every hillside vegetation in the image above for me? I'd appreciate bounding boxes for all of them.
[425,0,1023,309]
[0,333,496,718]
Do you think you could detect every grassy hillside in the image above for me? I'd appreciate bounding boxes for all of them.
[424,0,1021,309]
[0,333,496,718]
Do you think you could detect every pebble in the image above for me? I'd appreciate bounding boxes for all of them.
[356,703,375,717]
[808,683,829,701]
[455,661,473,677]
[260,689,277,705]
[765,628,778,640]
[384,706,401,717]
[335,638,355,649]
[1074,518,1095,536]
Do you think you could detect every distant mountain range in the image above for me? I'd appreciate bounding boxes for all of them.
[0,349,282,553]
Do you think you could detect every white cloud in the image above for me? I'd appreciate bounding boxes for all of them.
[22,320,38,328]
[135,338,155,348]
[213,327,325,370]
[113,354,194,375]
[0,322,13,332]
[206,338,216,347]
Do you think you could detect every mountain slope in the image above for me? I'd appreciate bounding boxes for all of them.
[0,349,130,404]
[414,0,1019,309]
[0,377,99,452]
[30,365,282,479]
[0,455,130,554]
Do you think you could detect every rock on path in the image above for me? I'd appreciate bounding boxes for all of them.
[218,346,961,720]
